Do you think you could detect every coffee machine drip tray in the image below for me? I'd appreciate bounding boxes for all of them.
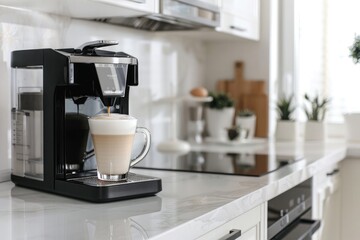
[68,173,159,187]
[51,172,162,203]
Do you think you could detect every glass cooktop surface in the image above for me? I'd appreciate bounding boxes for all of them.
[136,151,304,177]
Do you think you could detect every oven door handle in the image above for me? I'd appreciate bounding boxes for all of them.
[219,229,242,240]
[271,219,321,240]
[299,219,321,240]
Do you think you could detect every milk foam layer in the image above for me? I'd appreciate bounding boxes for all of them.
[88,113,137,135]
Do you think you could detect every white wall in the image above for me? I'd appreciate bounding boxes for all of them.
[204,1,273,90]
[204,0,278,137]
[0,6,206,179]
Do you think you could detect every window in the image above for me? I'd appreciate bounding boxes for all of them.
[296,0,360,122]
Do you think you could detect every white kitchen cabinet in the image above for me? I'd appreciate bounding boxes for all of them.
[312,163,341,240]
[94,0,158,14]
[197,203,266,240]
[0,0,158,18]
[217,0,260,40]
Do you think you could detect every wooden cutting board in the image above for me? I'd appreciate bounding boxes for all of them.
[216,62,268,137]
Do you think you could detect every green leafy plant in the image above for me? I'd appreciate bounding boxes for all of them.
[349,35,360,64]
[276,95,295,121]
[207,92,234,109]
[237,108,255,117]
[303,94,330,121]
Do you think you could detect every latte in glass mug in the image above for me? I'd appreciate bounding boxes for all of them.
[88,113,151,181]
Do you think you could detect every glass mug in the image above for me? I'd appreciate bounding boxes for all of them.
[88,113,151,181]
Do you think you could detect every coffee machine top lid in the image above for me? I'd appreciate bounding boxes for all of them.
[57,40,138,65]
[77,40,118,53]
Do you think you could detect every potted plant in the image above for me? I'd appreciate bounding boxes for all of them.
[235,108,256,139]
[349,34,360,64]
[275,95,299,141]
[303,94,330,141]
[205,92,235,140]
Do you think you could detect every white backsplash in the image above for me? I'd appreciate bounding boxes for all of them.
[0,6,206,178]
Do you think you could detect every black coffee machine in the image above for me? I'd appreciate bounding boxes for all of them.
[10,40,161,202]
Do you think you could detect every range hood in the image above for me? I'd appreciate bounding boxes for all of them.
[94,0,221,31]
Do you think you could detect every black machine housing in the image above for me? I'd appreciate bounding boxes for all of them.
[10,41,161,202]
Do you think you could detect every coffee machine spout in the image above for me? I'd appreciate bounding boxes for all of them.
[101,97,116,107]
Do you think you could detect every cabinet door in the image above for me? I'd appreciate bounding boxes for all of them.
[95,0,158,14]
[319,174,341,240]
[312,163,341,240]
[217,0,260,40]
[222,0,258,20]
[340,158,360,240]
[196,203,266,240]
[0,0,158,18]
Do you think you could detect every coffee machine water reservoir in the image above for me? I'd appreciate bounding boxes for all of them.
[12,70,44,180]
[10,41,162,202]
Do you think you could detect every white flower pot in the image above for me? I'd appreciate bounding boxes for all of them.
[344,113,360,142]
[205,107,235,140]
[275,120,300,141]
[235,115,256,139]
[305,121,327,141]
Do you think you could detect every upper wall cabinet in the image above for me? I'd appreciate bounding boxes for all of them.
[0,0,259,41]
[0,0,158,18]
[217,0,260,40]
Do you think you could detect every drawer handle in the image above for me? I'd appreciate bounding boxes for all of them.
[326,169,339,176]
[219,229,241,240]
[230,25,247,32]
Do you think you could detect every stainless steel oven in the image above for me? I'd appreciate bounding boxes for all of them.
[268,178,320,240]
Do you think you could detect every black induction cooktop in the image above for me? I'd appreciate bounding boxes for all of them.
[136,151,304,177]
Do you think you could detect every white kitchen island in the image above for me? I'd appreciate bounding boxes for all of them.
[0,141,348,240]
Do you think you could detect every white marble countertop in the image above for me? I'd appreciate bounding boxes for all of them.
[0,140,348,240]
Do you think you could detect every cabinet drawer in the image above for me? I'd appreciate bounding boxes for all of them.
[217,12,259,40]
[197,204,265,240]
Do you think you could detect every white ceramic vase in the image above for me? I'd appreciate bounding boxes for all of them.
[275,120,300,141]
[305,121,327,141]
[205,107,235,140]
[344,113,360,142]
[235,115,256,139]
